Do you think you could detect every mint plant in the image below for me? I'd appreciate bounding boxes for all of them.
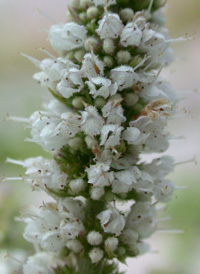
[4,0,189,273]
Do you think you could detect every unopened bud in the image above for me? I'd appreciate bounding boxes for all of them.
[87,231,103,245]
[69,0,80,8]
[80,0,92,9]
[103,56,113,68]
[72,96,84,109]
[84,37,99,51]
[91,187,105,200]
[68,137,83,150]
[85,135,98,149]
[94,97,106,108]
[111,94,122,100]
[69,178,86,194]
[120,8,134,21]
[125,93,139,106]
[79,12,87,22]
[105,237,118,253]
[74,50,86,63]
[117,50,131,64]
[103,38,115,54]
[66,239,83,253]
[87,6,99,19]
[89,248,104,264]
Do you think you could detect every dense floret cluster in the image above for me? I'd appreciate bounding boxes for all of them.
[7,0,182,273]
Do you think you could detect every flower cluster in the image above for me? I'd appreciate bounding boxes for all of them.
[7,0,183,273]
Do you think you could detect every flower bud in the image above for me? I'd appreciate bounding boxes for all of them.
[70,0,80,8]
[89,248,104,264]
[85,136,98,149]
[125,93,139,106]
[65,52,74,60]
[117,246,126,256]
[120,8,134,22]
[68,137,83,150]
[87,6,99,19]
[103,56,113,68]
[104,190,115,202]
[105,237,118,252]
[87,231,103,245]
[91,187,105,200]
[103,38,115,54]
[80,0,92,9]
[94,97,106,108]
[72,96,84,109]
[110,94,122,100]
[84,37,99,51]
[66,239,83,253]
[79,12,87,22]
[117,50,131,64]
[69,178,86,194]
[74,50,86,63]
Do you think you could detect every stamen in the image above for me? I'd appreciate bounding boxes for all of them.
[6,158,25,166]
[166,35,194,44]
[148,0,154,13]
[134,55,151,71]
[5,114,29,123]
[1,176,25,182]
[104,0,108,15]
[20,53,40,67]
[151,67,163,85]
[37,48,58,62]
[4,252,23,264]
[158,216,171,222]
[157,229,184,234]
[35,8,58,24]
[175,155,197,166]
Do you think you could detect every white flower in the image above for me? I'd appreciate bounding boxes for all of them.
[154,179,176,203]
[100,124,124,148]
[120,16,146,47]
[82,53,105,79]
[97,207,125,236]
[89,248,104,264]
[140,29,166,51]
[57,68,84,99]
[92,0,116,6]
[29,100,81,151]
[130,116,169,152]
[86,76,118,99]
[111,66,139,91]
[48,22,87,52]
[122,126,149,145]
[102,100,126,125]
[111,169,137,194]
[22,157,68,190]
[23,199,85,252]
[23,253,56,274]
[81,105,104,137]
[143,156,174,180]
[127,202,157,239]
[96,14,123,39]
[87,231,103,245]
[86,162,113,187]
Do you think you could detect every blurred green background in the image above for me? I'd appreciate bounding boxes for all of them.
[0,0,200,273]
